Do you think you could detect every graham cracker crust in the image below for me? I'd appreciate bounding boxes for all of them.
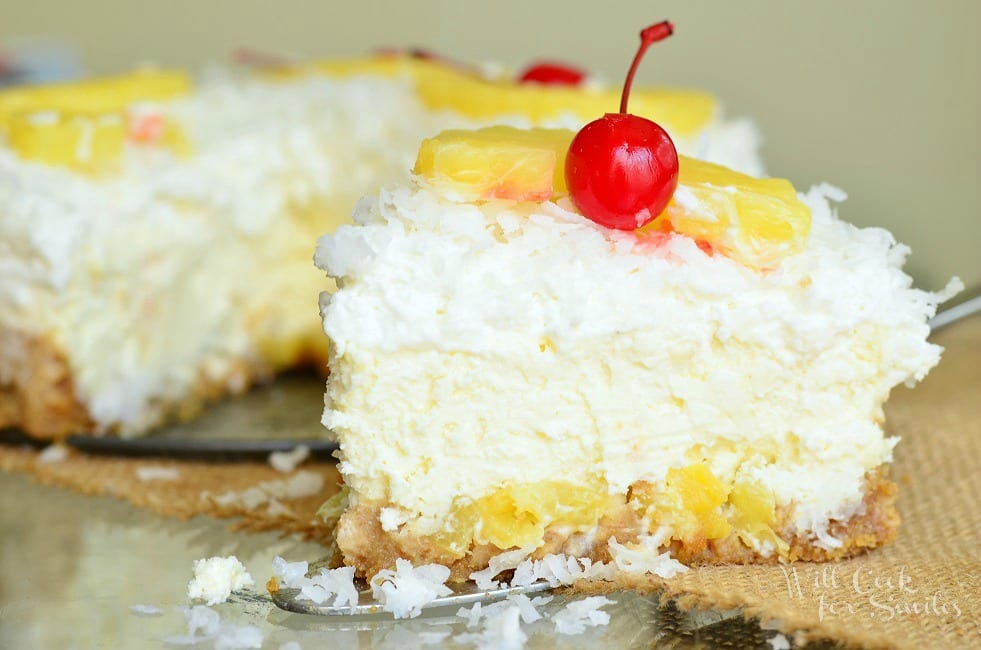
[335,470,899,582]
[0,329,327,440]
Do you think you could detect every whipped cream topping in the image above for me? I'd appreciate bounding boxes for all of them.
[318,180,959,541]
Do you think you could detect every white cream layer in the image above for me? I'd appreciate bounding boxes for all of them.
[318,182,959,545]
[0,70,761,435]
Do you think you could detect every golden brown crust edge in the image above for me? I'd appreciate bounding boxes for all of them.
[0,329,328,440]
[335,470,899,582]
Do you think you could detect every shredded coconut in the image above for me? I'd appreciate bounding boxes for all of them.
[510,553,615,587]
[129,604,163,617]
[136,466,180,481]
[469,546,534,589]
[272,556,359,610]
[378,507,408,532]
[369,558,452,618]
[608,534,688,578]
[552,596,615,635]
[269,445,311,473]
[37,444,69,464]
[271,556,309,587]
[187,556,255,605]
[767,632,791,650]
[211,470,324,510]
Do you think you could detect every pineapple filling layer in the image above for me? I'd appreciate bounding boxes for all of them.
[397,465,785,558]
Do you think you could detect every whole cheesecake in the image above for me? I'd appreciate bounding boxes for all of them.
[0,57,760,439]
[315,126,960,580]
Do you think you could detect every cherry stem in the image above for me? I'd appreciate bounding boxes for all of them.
[619,20,674,114]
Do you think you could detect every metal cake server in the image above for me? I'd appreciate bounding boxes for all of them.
[271,579,554,616]
[62,372,337,457]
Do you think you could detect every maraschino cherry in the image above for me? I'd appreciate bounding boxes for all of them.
[518,61,586,85]
[565,21,679,230]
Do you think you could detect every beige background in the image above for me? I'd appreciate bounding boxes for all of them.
[3,0,978,293]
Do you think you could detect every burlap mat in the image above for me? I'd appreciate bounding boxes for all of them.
[0,446,341,543]
[1,316,978,648]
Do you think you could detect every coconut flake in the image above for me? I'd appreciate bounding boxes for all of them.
[301,567,359,609]
[509,553,614,588]
[469,546,534,590]
[136,466,180,481]
[37,444,69,464]
[211,470,324,510]
[187,556,255,605]
[379,507,408,532]
[272,556,358,609]
[457,601,483,628]
[767,633,791,650]
[269,445,310,473]
[129,604,163,617]
[608,535,688,578]
[370,558,452,619]
[271,556,309,588]
[552,596,615,635]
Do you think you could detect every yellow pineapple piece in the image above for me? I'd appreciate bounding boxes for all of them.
[8,112,126,173]
[1,70,192,173]
[729,481,790,555]
[407,58,714,137]
[665,463,732,541]
[0,69,190,130]
[413,126,574,202]
[474,478,609,549]
[648,156,812,269]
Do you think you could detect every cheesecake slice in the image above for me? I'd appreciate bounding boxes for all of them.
[315,126,959,580]
[0,57,760,439]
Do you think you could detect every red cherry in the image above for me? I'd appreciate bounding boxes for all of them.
[565,21,679,230]
[518,61,586,86]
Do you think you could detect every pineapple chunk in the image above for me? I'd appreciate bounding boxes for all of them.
[1,70,192,173]
[648,156,812,269]
[474,478,609,549]
[8,112,125,173]
[413,126,574,202]
[0,69,190,130]
[665,463,732,541]
[729,481,790,555]
[407,58,714,137]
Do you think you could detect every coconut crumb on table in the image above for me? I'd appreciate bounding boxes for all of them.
[136,466,181,481]
[187,556,255,606]
[37,444,69,464]
[209,470,324,512]
[767,632,791,650]
[129,603,163,617]
[268,445,311,473]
